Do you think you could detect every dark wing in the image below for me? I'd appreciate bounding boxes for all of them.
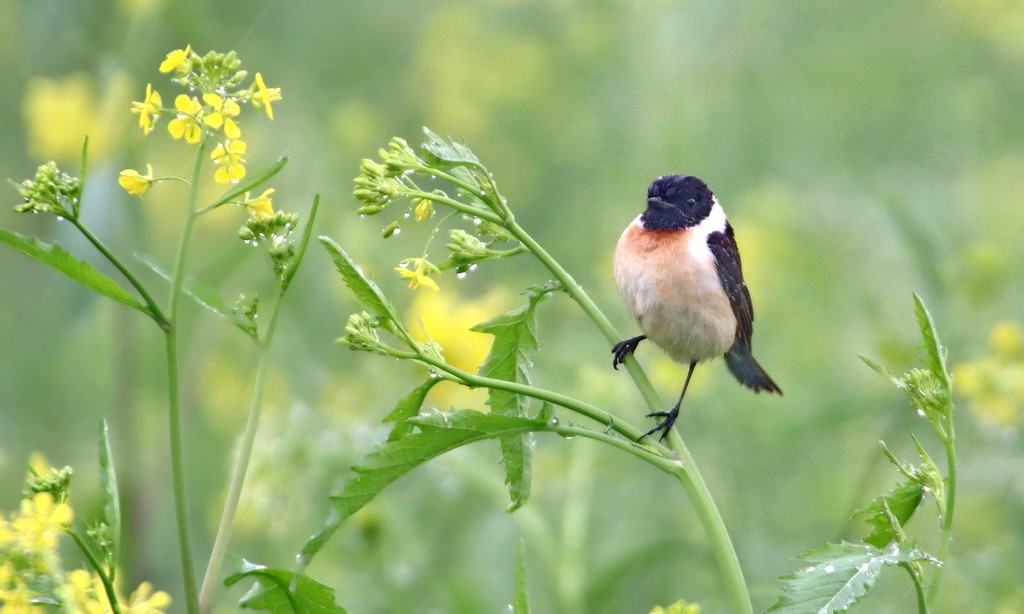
[706,222,753,346]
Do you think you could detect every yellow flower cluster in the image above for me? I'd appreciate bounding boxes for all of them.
[953,321,1024,428]
[126,46,282,189]
[395,257,440,291]
[1,478,171,612]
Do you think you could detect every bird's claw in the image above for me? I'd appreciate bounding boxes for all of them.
[611,335,646,370]
[638,406,679,442]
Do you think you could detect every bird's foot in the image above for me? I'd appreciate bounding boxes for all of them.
[612,335,647,370]
[639,406,679,442]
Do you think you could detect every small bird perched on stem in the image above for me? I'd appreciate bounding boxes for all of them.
[613,174,781,441]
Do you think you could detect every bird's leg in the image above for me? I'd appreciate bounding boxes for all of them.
[640,360,698,442]
[611,335,647,369]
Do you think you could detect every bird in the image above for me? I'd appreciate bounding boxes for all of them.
[612,174,781,441]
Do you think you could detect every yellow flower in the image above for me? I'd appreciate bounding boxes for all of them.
[119,164,155,196]
[202,94,241,139]
[123,581,172,614]
[0,576,36,611]
[130,83,162,135]
[168,95,204,143]
[67,569,110,614]
[251,72,282,120]
[10,492,73,552]
[414,199,434,222]
[210,139,247,184]
[158,44,192,73]
[244,188,275,218]
[991,321,1023,359]
[395,258,440,291]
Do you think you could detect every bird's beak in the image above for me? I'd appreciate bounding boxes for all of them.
[646,197,670,210]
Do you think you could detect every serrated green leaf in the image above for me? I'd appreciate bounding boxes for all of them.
[135,253,258,340]
[769,541,937,614]
[857,480,924,548]
[382,379,440,441]
[471,287,553,512]
[912,294,951,392]
[421,127,484,170]
[299,410,545,568]
[319,237,399,322]
[0,228,146,312]
[513,540,530,614]
[225,560,348,613]
[98,420,121,571]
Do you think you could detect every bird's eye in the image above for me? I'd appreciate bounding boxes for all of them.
[686,198,696,208]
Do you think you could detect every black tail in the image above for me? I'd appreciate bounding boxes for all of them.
[724,342,782,394]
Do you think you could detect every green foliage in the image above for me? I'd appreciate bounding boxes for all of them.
[471,285,555,511]
[513,540,530,614]
[319,237,400,323]
[0,228,146,312]
[137,253,259,341]
[382,379,440,441]
[11,160,82,217]
[300,410,549,566]
[225,561,348,613]
[769,542,937,614]
[98,420,121,573]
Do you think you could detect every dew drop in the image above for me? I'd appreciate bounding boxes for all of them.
[916,408,926,417]
[472,217,482,225]
[857,563,869,573]
[468,264,478,272]
[392,228,401,236]
[456,272,467,280]
[823,565,835,573]
[548,417,560,426]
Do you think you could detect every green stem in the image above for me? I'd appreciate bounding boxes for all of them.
[506,220,753,614]
[927,429,957,605]
[70,530,122,614]
[403,189,502,224]
[199,196,318,611]
[902,562,929,614]
[164,139,208,614]
[69,217,169,329]
[411,351,672,457]
[198,289,285,612]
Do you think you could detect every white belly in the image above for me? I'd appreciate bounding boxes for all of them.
[614,217,736,364]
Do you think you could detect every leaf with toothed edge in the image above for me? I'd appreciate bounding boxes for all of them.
[297,410,547,570]
[768,541,937,613]
[382,378,440,441]
[913,294,951,393]
[225,560,348,613]
[471,286,555,512]
[320,237,400,322]
[420,127,484,170]
[0,228,147,312]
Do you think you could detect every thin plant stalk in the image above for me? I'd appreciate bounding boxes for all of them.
[163,139,208,614]
[927,430,957,605]
[70,530,122,614]
[200,195,319,611]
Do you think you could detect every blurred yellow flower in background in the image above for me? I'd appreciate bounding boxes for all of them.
[23,73,99,160]
[10,492,73,552]
[954,320,1024,428]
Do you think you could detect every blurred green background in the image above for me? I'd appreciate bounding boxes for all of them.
[2,0,1023,612]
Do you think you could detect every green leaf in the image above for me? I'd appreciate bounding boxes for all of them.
[913,294,951,392]
[513,540,530,614]
[471,286,554,512]
[98,420,121,570]
[383,379,440,441]
[299,410,545,568]
[0,228,146,312]
[319,237,400,322]
[858,355,904,387]
[769,541,937,613]
[856,480,924,548]
[421,127,484,170]
[225,560,348,613]
[136,253,258,341]
[209,155,289,210]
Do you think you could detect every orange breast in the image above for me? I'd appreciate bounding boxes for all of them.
[614,221,737,363]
